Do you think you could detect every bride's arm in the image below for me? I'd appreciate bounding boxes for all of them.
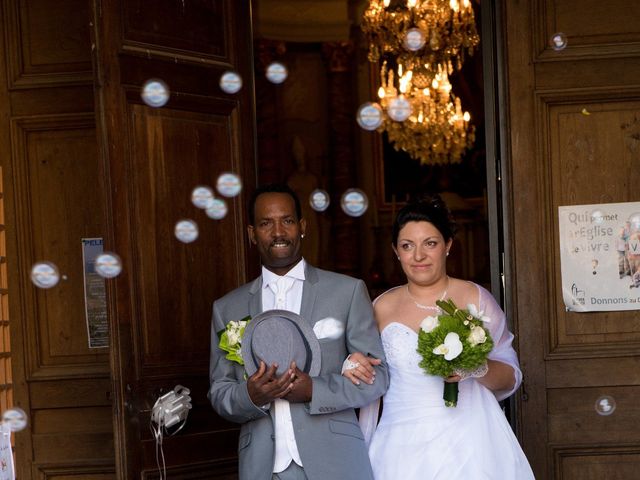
[342,352,381,385]
[476,285,523,400]
[476,359,516,391]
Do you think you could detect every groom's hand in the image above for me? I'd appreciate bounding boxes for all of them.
[283,362,312,403]
[247,361,295,406]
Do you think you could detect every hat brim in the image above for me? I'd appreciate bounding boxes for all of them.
[241,309,322,378]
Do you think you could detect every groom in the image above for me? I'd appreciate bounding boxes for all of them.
[209,183,388,480]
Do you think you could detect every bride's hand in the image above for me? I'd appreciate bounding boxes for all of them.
[444,374,461,383]
[341,352,381,385]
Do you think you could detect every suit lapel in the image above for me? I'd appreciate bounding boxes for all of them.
[248,276,262,318]
[301,264,319,325]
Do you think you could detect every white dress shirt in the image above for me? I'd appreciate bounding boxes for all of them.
[261,259,306,473]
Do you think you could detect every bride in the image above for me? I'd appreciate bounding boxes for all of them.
[343,196,535,479]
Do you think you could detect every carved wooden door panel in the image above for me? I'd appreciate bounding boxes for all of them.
[0,0,115,478]
[502,0,640,478]
[92,1,256,477]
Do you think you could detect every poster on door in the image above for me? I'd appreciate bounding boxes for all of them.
[558,202,640,312]
[0,423,14,480]
[82,238,109,348]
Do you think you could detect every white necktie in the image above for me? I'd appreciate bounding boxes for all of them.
[271,277,293,309]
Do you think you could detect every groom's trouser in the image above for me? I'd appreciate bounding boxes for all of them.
[272,462,307,480]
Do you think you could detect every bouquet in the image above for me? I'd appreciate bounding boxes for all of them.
[417,299,493,407]
[218,316,251,365]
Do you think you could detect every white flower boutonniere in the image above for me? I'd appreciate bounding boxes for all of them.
[218,316,251,365]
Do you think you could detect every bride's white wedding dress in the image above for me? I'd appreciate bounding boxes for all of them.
[360,285,535,479]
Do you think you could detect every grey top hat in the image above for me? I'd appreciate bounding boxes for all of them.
[241,309,321,377]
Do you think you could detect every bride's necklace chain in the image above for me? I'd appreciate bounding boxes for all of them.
[406,277,449,311]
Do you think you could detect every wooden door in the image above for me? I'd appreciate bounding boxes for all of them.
[0,0,116,478]
[91,0,256,478]
[501,0,640,478]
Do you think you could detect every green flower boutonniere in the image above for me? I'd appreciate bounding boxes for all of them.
[218,316,251,365]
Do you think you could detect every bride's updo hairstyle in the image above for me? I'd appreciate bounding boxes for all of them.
[391,194,457,247]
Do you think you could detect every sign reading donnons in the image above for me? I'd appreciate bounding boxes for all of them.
[558,202,640,312]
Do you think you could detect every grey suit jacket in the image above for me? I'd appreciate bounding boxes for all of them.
[208,263,389,480]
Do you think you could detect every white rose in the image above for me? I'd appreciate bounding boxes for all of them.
[420,316,439,333]
[227,330,240,346]
[468,325,487,346]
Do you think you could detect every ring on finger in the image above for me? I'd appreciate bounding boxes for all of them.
[344,360,360,371]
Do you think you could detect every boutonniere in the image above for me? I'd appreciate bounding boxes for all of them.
[218,316,251,365]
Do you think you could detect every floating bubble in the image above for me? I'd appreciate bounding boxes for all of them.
[94,252,123,279]
[309,189,330,212]
[591,210,604,224]
[175,220,199,243]
[219,71,243,94]
[266,62,288,84]
[206,198,228,220]
[191,186,215,209]
[30,262,60,289]
[550,32,567,51]
[141,79,170,108]
[2,407,28,432]
[387,96,412,122]
[340,189,369,217]
[357,102,384,131]
[594,395,616,416]
[216,173,242,198]
[403,28,426,52]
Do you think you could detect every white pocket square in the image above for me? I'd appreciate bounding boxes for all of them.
[313,317,344,340]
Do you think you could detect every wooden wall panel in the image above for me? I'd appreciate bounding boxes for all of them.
[37,465,115,480]
[122,0,227,63]
[503,0,640,477]
[548,386,640,443]
[553,447,640,480]
[127,104,245,375]
[542,96,640,354]
[0,0,115,478]
[2,0,92,87]
[536,0,640,60]
[10,115,108,378]
[92,1,256,477]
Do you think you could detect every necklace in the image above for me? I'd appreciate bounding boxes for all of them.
[406,277,449,311]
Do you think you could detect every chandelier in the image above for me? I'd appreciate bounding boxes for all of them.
[359,0,479,164]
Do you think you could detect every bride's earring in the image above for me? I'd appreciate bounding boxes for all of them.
[446,251,450,257]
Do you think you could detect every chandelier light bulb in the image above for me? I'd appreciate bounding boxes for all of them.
[363,0,478,164]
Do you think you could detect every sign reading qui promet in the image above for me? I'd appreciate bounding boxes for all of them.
[559,202,640,312]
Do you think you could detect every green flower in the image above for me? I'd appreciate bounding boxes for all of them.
[417,299,493,407]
